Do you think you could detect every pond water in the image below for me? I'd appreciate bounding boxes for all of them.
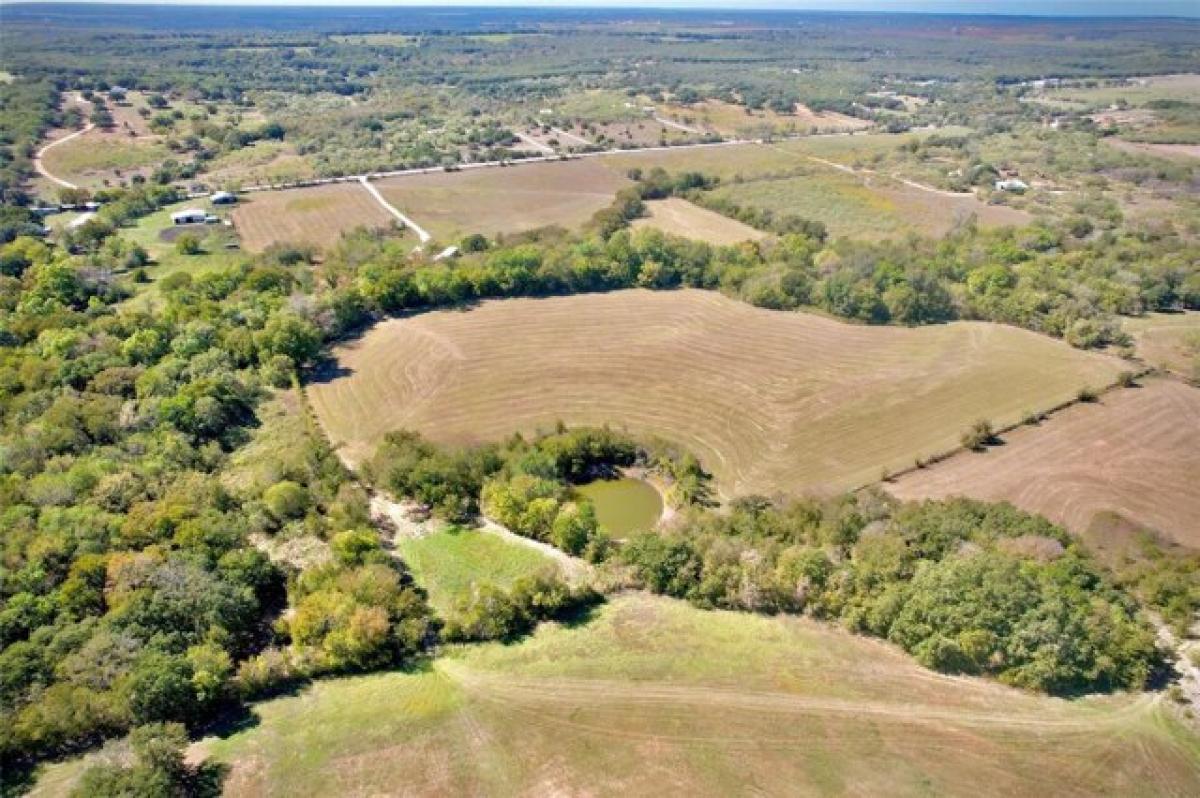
[574,477,663,538]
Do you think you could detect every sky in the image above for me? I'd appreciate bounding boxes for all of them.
[8,0,1198,15]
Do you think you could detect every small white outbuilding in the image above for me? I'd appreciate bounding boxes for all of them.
[994,178,1029,193]
[171,209,207,225]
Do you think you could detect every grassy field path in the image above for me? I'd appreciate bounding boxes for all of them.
[185,594,1200,797]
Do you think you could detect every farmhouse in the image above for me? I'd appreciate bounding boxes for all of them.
[211,191,237,205]
[171,208,207,225]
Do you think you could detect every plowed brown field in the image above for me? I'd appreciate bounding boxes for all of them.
[231,182,396,251]
[888,378,1200,548]
[308,289,1125,497]
[375,159,629,242]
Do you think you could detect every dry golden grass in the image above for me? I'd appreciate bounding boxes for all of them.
[658,100,871,138]
[889,378,1200,548]
[1125,311,1200,380]
[376,159,630,242]
[600,141,804,181]
[183,594,1200,798]
[230,182,396,252]
[1106,139,1200,161]
[308,289,1125,497]
[40,128,168,188]
[713,164,1030,240]
[631,198,765,245]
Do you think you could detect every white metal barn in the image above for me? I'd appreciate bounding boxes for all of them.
[171,209,207,225]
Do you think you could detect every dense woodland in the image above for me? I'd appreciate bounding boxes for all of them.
[1,6,1199,792]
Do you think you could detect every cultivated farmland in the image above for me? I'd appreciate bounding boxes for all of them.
[888,378,1200,548]
[181,593,1200,797]
[307,289,1125,497]
[600,140,816,181]
[631,197,764,245]
[230,182,398,252]
[375,159,629,241]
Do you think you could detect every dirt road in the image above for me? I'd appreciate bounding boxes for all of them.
[33,123,95,189]
[358,175,432,244]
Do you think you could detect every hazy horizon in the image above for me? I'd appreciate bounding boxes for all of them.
[2,0,1197,19]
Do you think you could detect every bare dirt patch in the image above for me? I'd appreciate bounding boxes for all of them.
[631,198,764,245]
[888,378,1200,548]
[375,159,630,242]
[308,289,1125,497]
[230,182,397,252]
[1106,138,1200,161]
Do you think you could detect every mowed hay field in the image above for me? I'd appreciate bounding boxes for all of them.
[308,289,1125,496]
[183,594,1200,797]
[711,165,1030,240]
[889,378,1200,548]
[598,132,974,181]
[375,159,629,241]
[631,197,764,245]
[1125,311,1200,380]
[600,140,812,182]
[231,182,397,252]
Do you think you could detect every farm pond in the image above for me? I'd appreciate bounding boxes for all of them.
[573,477,663,537]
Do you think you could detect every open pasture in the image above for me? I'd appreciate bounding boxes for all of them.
[183,593,1200,798]
[308,289,1124,497]
[395,526,559,615]
[889,378,1200,549]
[599,140,804,181]
[376,159,629,242]
[597,131,960,183]
[658,100,871,138]
[1126,311,1200,380]
[230,182,397,252]
[39,129,168,188]
[573,118,696,148]
[1039,73,1200,109]
[631,197,764,245]
[545,89,649,124]
[712,164,1030,240]
[1105,139,1200,161]
[202,140,317,187]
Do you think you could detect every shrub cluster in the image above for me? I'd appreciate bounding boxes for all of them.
[442,571,600,643]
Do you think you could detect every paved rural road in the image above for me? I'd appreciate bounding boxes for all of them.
[33,122,95,190]
[238,137,758,194]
